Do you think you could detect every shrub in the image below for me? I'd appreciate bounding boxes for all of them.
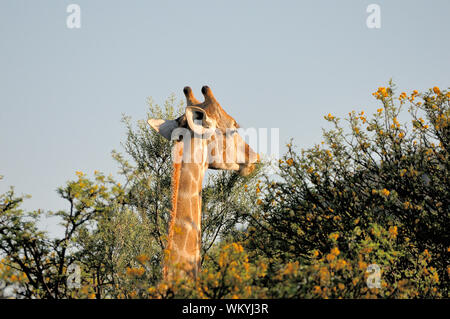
[244,83,449,298]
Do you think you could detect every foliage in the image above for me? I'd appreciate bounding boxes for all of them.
[0,95,261,298]
[244,83,449,298]
[1,84,448,298]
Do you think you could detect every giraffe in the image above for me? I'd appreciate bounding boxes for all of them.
[148,85,259,280]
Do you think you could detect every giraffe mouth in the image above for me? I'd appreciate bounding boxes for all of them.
[238,154,260,176]
[238,164,255,176]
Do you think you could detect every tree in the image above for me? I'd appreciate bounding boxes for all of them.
[244,83,449,298]
[0,95,262,298]
[1,84,447,298]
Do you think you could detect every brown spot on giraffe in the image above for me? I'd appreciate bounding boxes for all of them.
[148,86,259,280]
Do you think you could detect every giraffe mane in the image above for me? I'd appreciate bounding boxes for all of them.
[163,141,183,279]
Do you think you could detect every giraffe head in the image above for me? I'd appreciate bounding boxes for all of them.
[148,86,259,176]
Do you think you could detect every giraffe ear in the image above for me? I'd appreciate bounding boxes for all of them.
[147,119,178,140]
[185,106,216,137]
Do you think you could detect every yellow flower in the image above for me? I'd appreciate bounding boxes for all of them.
[380,188,390,197]
[232,242,244,253]
[126,267,133,276]
[377,108,383,113]
[126,266,145,277]
[377,87,388,97]
[432,273,439,283]
[331,247,340,256]
[423,249,431,260]
[329,233,339,241]
[358,261,367,270]
[286,158,294,166]
[136,254,150,264]
[335,259,347,270]
[388,226,398,238]
[393,117,400,128]
[313,286,322,294]
[433,86,441,95]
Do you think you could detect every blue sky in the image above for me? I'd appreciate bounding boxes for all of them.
[0,0,449,236]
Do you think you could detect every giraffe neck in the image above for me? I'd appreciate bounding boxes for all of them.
[164,140,207,280]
